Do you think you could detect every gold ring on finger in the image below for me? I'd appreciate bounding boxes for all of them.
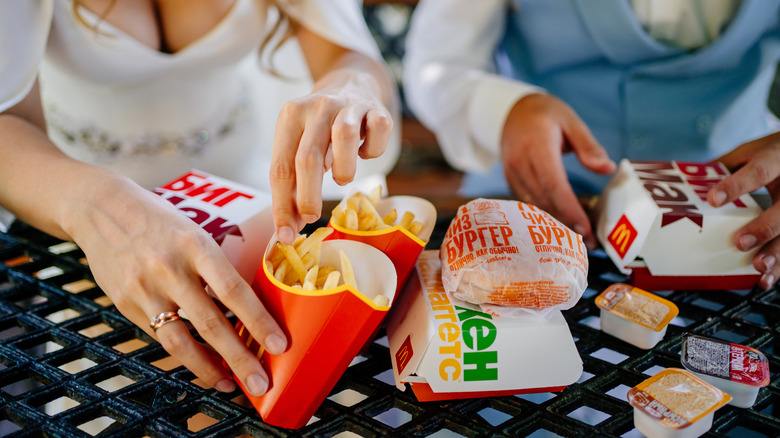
[149,311,182,332]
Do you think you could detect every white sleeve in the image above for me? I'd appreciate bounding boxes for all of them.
[403,0,544,173]
[283,0,382,60]
[0,0,53,113]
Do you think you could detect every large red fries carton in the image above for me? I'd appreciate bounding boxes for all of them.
[328,194,436,293]
[235,239,397,429]
[155,170,273,282]
[386,251,582,401]
[595,160,762,291]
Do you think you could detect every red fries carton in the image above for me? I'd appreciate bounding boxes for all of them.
[155,170,273,283]
[328,192,436,294]
[595,160,762,291]
[386,251,582,401]
[235,239,397,429]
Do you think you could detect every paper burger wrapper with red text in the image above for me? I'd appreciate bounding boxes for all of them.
[233,239,397,430]
[386,251,582,401]
[595,160,762,291]
[440,199,588,318]
[155,170,273,283]
[328,193,436,294]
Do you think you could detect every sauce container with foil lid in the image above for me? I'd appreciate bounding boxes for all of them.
[628,368,731,438]
[595,283,679,349]
[681,333,770,408]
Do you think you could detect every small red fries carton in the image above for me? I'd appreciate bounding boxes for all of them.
[596,160,762,291]
[328,190,436,294]
[234,239,397,429]
[155,170,273,282]
[386,251,582,402]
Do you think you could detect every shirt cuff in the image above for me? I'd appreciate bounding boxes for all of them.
[467,75,546,157]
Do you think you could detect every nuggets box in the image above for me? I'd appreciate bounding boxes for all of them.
[386,251,582,401]
[595,160,762,291]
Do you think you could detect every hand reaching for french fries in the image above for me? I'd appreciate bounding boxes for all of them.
[331,186,425,238]
[265,227,390,306]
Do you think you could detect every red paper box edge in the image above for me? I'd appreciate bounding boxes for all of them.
[329,219,428,247]
[630,266,760,291]
[409,382,567,402]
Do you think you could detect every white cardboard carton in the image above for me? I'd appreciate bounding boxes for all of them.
[155,170,273,283]
[386,251,582,401]
[596,160,761,291]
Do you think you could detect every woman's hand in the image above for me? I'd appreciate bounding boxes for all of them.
[500,93,616,249]
[269,26,395,245]
[708,132,780,289]
[66,172,287,397]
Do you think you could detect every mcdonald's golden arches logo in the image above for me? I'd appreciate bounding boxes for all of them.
[608,215,637,259]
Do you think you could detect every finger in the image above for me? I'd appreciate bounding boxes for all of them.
[193,249,287,357]
[125,294,236,393]
[270,101,305,245]
[295,117,332,222]
[715,135,770,170]
[708,151,780,207]
[358,107,392,160]
[536,163,596,250]
[754,237,780,290]
[330,106,363,186]
[171,279,272,398]
[733,202,780,252]
[505,150,596,249]
[563,113,616,175]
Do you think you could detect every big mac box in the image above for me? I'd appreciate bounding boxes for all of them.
[234,233,397,429]
[596,160,762,291]
[386,250,583,402]
[155,170,273,282]
[327,188,436,294]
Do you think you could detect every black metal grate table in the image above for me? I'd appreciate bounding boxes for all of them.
[1,219,779,438]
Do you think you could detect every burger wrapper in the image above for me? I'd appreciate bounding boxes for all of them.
[232,239,397,429]
[440,199,588,318]
[328,195,436,295]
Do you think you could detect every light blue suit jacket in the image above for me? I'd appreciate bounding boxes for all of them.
[462,0,780,196]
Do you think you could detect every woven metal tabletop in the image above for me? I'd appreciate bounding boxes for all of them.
[0,218,778,438]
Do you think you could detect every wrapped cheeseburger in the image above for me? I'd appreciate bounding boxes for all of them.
[441,199,588,317]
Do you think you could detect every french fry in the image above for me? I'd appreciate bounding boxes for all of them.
[345,193,361,212]
[358,211,379,231]
[323,270,341,289]
[408,221,424,237]
[332,204,346,227]
[268,234,306,266]
[345,208,358,230]
[302,266,319,290]
[274,260,290,282]
[296,227,332,258]
[278,242,308,283]
[315,266,337,285]
[399,211,415,230]
[368,185,382,206]
[357,194,389,231]
[382,209,397,225]
[339,248,357,288]
[265,227,389,307]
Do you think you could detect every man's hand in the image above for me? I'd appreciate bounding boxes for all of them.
[500,93,615,248]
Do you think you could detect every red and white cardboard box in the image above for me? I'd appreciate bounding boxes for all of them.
[595,159,762,291]
[155,170,273,283]
[386,251,582,402]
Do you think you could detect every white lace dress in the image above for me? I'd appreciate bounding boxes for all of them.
[1,0,400,192]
